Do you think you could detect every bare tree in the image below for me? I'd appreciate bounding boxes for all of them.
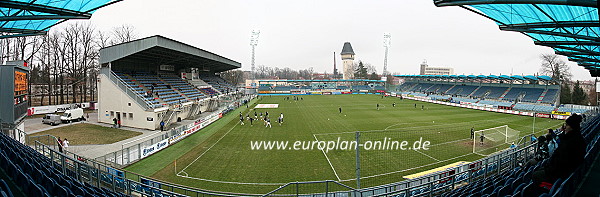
[540,54,572,82]
[111,24,137,44]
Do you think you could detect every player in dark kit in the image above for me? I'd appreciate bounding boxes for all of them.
[471,127,475,139]
[377,103,380,110]
[249,117,254,126]
[339,107,342,113]
[480,133,485,145]
[239,114,245,125]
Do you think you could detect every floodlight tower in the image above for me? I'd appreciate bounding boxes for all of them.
[250,30,260,82]
[383,32,391,76]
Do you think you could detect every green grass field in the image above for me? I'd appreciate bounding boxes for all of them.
[124,94,562,194]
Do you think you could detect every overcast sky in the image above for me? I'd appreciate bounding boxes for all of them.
[57,0,594,80]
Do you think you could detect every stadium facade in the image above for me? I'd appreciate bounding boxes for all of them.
[98,35,241,130]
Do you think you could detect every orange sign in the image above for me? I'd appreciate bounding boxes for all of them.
[14,71,27,96]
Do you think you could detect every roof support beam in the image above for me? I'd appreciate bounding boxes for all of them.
[504,28,600,41]
[0,15,90,21]
[434,0,598,8]
[0,32,46,39]
[0,1,91,17]
[549,45,600,56]
[535,41,600,46]
[0,27,43,34]
[500,21,600,29]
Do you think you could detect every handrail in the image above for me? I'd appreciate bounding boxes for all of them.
[101,68,153,110]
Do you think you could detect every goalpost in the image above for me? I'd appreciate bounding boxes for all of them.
[473,125,521,156]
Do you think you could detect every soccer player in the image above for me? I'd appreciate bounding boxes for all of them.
[339,107,342,113]
[254,111,257,119]
[421,105,424,110]
[239,114,245,125]
[392,102,396,107]
[265,118,272,128]
[470,127,475,139]
[480,133,485,145]
[414,103,417,108]
[278,116,283,126]
[265,111,269,117]
[249,117,254,126]
[377,103,380,110]
[260,112,263,118]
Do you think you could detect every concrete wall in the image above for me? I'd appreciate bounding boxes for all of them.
[98,73,158,130]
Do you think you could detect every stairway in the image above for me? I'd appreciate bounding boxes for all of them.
[498,87,512,100]
[468,86,482,97]
[536,89,548,103]
[443,85,457,95]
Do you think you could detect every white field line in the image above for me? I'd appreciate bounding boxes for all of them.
[414,149,441,162]
[315,116,524,136]
[430,138,472,147]
[313,134,342,181]
[175,173,286,185]
[339,153,475,182]
[178,122,239,174]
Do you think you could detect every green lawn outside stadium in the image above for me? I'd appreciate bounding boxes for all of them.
[124,94,562,194]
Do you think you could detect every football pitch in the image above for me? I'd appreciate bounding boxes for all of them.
[125,94,562,194]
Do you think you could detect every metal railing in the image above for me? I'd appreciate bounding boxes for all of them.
[101,68,153,110]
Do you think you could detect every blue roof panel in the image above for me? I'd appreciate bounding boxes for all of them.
[434,0,600,77]
[0,0,119,38]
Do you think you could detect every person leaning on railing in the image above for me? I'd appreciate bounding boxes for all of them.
[526,114,586,195]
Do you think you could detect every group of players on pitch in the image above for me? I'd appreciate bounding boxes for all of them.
[239,111,284,128]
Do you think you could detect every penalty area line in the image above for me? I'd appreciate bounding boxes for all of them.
[178,122,239,175]
[414,149,440,162]
[313,134,342,182]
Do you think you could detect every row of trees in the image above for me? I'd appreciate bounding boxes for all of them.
[1,23,137,106]
[252,65,315,80]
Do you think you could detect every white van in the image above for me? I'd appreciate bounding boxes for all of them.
[61,108,84,123]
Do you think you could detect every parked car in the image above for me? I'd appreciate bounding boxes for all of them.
[42,114,62,126]
[61,108,84,123]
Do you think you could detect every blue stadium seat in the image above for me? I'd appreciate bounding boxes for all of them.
[0,180,13,197]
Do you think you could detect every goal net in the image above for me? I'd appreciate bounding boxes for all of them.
[473,125,520,156]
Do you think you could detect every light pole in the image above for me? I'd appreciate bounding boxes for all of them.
[383,33,391,76]
[250,30,260,88]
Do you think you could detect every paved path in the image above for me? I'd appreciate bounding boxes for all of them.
[43,111,214,160]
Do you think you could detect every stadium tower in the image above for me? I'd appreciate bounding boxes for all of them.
[340,42,355,79]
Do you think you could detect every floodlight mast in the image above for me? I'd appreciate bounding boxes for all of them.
[383,32,391,76]
[250,30,260,82]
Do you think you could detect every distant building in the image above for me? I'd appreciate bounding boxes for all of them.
[340,42,355,79]
[419,60,454,75]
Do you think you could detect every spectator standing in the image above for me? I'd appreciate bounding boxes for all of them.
[63,138,69,152]
[160,121,165,131]
[56,137,63,153]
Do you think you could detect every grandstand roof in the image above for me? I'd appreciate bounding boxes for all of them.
[258,79,384,83]
[0,0,121,39]
[340,42,355,55]
[434,0,600,77]
[394,74,553,81]
[99,35,241,73]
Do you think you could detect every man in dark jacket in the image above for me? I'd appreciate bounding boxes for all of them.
[529,114,586,194]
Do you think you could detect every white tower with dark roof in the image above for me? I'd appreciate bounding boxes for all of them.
[340,42,355,79]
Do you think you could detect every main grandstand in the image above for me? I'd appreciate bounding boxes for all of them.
[1,0,600,197]
[98,35,242,130]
